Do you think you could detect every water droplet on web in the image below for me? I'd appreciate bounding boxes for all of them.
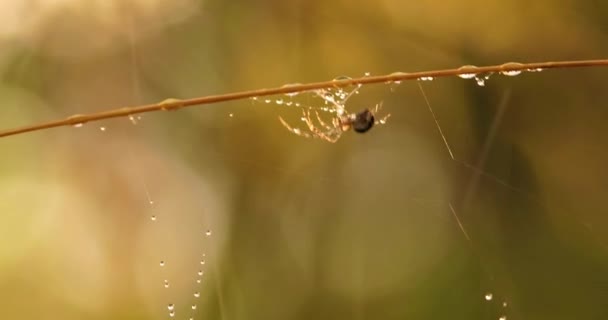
[457,65,479,79]
[168,304,175,311]
[150,215,157,221]
[149,200,154,205]
[364,72,371,76]
[264,99,271,103]
[499,316,507,320]
[474,72,493,86]
[191,304,197,310]
[502,301,508,307]
[251,97,258,101]
[295,103,301,107]
[73,123,84,128]
[418,76,434,81]
[198,270,204,276]
[194,292,200,298]
[500,62,524,76]
[163,280,169,288]
[485,293,493,301]
[159,260,165,267]
[168,310,175,317]
[205,229,212,236]
[128,115,138,125]
[275,99,284,105]
[99,126,106,131]
[229,113,234,118]
[200,260,206,265]
[285,101,293,106]
[196,279,202,284]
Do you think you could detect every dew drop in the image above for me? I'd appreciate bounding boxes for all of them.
[457,65,479,79]
[500,62,524,76]
[475,77,486,86]
[150,215,157,221]
[191,304,197,310]
[275,99,284,105]
[160,260,165,267]
[163,280,169,288]
[229,113,234,118]
[68,114,87,127]
[168,304,175,311]
[198,270,204,276]
[285,101,293,106]
[169,311,175,318]
[485,293,493,301]
[264,99,271,103]
[200,260,206,265]
[364,72,371,76]
[293,128,301,134]
[295,103,301,107]
[281,83,301,97]
[501,70,522,76]
[149,200,154,205]
[251,97,258,101]
[205,229,212,236]
[99,126,106,131]
[418,76,434,81]
[196,279,202,284]
[499,316,507,320]
[194,292,200,298]
[159,98,184,111]
[502,301,508,307]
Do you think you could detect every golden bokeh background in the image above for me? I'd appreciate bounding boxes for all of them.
[0,0,607,319]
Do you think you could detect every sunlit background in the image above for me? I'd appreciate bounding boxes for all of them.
[0,0,607,319]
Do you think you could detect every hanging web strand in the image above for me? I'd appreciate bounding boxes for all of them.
[417,82,455,160]
[416,82,528,196]
[449,202,471,242]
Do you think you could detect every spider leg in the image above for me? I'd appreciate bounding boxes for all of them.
[314,110,334,131]
[302,109,342,143]
[372,102,391,125]
[278,116,312,138]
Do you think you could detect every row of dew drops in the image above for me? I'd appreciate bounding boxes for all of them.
[149,197,213,319]
[455,62,543,86]
[485,292,509,320]
[67,61,542,129]
[248,62,543,114]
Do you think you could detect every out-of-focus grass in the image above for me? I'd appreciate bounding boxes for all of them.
[0,0,607,319]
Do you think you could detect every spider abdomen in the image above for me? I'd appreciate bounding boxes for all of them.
[351,108,375,133]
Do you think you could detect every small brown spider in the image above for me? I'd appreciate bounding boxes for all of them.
[278,102,390,143]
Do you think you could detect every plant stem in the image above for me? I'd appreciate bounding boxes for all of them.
[1,59,607,138]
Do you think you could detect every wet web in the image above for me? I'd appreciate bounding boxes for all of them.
[67,46,606,319]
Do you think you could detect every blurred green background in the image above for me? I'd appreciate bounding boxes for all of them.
[0,0,608,319]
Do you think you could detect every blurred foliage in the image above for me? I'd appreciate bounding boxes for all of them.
[0,0,608,319]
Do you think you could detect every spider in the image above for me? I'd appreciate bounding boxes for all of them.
[278,103,390,143]
[278,87,390,142]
